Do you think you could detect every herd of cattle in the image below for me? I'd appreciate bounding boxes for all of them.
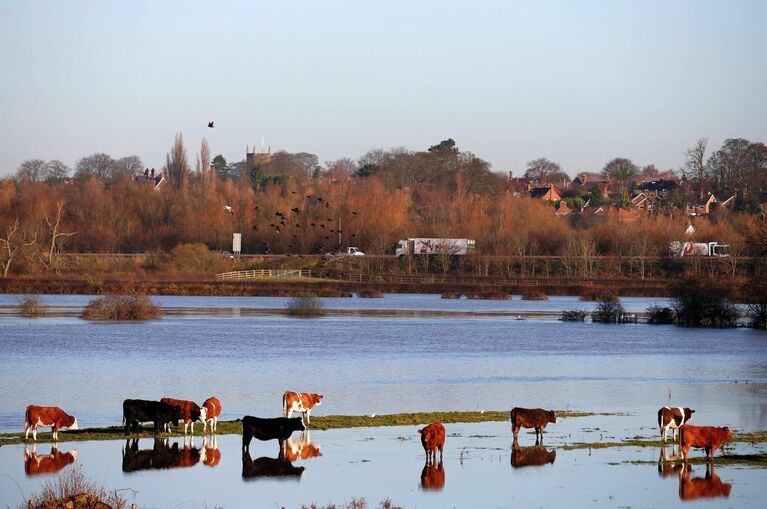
[21,398,735,498]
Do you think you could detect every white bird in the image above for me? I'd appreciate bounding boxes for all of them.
[480,410,485,414]
[223,205,234,215]
[369,413,376,418]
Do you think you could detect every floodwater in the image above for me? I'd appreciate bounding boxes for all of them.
[0,417,765,508]
[0,293,766,507]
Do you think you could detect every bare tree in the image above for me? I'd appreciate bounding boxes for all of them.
[15,160,47,183]
[524,158,567,183]
[602,158,638,190]
[76,153,116,179]
[682,138,708,195]
[196,137,213,193]
[0,218,37,277]
[112,156,143,177]
[44,201,76,267]
[165,132,189,188]
[45,160,70,181]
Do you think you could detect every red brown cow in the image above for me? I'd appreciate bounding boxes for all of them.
[283,391,323,424]
[24,405,78,442]
[679,465,732,500]
[200,396,222,433]
[420,460,445,491]
[680,424,732,462]
[24,445,77,476]
[510,407,557,444]
[160,398,202,435]
[200,435,221,468]
[282,433,322,462]
[658,406,695,442]
[418,422,445,463]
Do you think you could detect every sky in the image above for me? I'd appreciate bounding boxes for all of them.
[1,0,766,177]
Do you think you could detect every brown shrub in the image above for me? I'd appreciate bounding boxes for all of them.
[81,294,162,320]
[521,290,548,300]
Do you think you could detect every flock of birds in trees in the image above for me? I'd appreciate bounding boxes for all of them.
[211,121,360,256]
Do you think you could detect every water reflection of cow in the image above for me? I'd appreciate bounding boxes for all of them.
[122,438,200,472]
[200,435,221,468]
[510,443,557,468]
[281,432,322,462]
[657,445,684,478]
[420,459,445,491]
[24,445,77,476]
[241,449,305,480]
[678,464,732,501]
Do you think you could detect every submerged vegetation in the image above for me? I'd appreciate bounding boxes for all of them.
[670,276,739,327]
[80,294,162,320]
[286,295,326,316]
[521,290,549,301]
[17,294,44,317]
[560,310,587,322]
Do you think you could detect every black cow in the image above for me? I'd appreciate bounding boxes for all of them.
[241,416,306,451]
[123,399,180,434]
[241,450,305,479]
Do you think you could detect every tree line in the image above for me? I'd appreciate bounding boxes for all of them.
[1,135,765,277]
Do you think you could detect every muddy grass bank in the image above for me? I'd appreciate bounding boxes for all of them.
[0,275,679,298]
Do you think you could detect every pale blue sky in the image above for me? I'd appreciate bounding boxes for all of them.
[1,0,765,177]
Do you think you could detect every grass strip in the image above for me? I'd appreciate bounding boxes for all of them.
[0,409,596,446]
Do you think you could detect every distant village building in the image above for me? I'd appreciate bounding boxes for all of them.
[631,192,658,213]
[134,168,165,190]
[686,193,717,216]
[246,143,272,169]
[636,179,678,199]
[530,184,563,201]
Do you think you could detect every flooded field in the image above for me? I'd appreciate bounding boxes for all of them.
[1,416,765,508]
[0,293,765,507]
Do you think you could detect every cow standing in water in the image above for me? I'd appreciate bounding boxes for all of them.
[510,408,557,445]
[283,391,323,424]
[418,422,445,463]
[24,406,78,442]
[200,396,222,433]
[658,406,695,442]
[679,424,732,463]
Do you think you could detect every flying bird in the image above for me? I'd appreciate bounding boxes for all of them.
[207,121,215,128]
[352,211,358,216]
[223,205,234,215]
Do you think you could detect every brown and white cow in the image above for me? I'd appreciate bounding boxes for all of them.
[657,445,684,478]
[24,445,78,476]
[679,424,732,462]
[200,435,221,468]
[418,422,445,463]
[161,398,202,435]
[283,391,323,424]
[678,464,732,500]
[200,396,222,433]
[281,432,322,462]
[510,407,557,444]
[24,405,78,442]
[658,406,695,442]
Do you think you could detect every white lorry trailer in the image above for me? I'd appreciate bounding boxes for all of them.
[669,241,730,257]
[395,238,476,258]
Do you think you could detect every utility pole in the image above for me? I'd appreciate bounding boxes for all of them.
[338,218,342,250]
